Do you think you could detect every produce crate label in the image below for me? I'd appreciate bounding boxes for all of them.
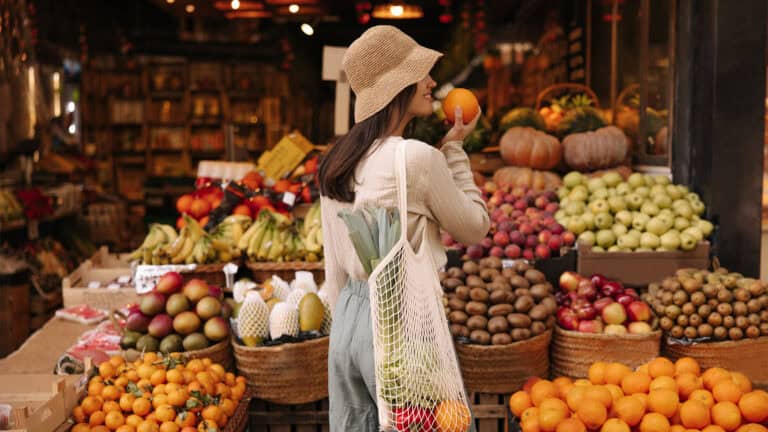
[502,259,529,269]
[257,130,314,181]
[88,281,102,289]
[134,264,197,294]
[282,191,296,207]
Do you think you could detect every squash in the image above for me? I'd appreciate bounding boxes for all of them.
[499,108,546,132]
[492,167,562,192]
[562,126,629,171]
[499,127,562,170]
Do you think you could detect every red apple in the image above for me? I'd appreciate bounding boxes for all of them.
[627,321,653,334]
[505,244,522,259]
[575,304,598,320]
[519,223,534,236]
[548,235,563,252]
[602,302,628,325]
[466,245,484,259]
[557,307,580,330]
[594,297,614,313]
[514,199,528,211]
[498,221,515,233]
[509,231,525,246]
[626,301,652,322]
[525,235,538,249]
[559,271,582,292]
[604,324,628,335]
[535,196,549,209]
[491,208,504,221]
[500,203,514,215]
[562,231,576,246]
[624,288,640,299]
[550,223,564,235]
[555,291,569,306]
[155,271,183,295]
[504,193,516,204]
[538,230,552,245]
[590,274,608,289]
[489,246,504,258]
[493,231,510,247]
[545,202,560,214]
[601,281,625,298]
[511,210,524,219]
[578,319,604,334]
[535,244,551,260]
[480,237,493,250]
[522,249,535,261]
[576,280,598,301]
[616,294,635,307]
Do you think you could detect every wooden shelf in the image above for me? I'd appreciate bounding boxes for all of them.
[148,122,186,127]
[151,148,184,154]
[150,91,185,99]
[190,150,224,159]
[190,118,223,126]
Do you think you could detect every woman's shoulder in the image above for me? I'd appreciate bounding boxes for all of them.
[385,136,442,165]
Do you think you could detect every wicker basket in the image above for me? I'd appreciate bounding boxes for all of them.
[662,337,768,390]
[246,261,324,284]
[535,83,601,111]
[232,336,329,404]
[223,394,250,432]
[550,327,661,379]
[456,330,552,393]
[185,263,229,287]
[182,339,234,371]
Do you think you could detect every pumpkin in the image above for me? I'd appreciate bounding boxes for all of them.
[562,126,629,171]
[492,166,562,192]
[499,127,562,170]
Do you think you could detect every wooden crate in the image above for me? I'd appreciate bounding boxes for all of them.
[0,375,79,432]
[62,248,136,310]
[0,278,30,357]
[471,392,512,432]
[248,398,329,432]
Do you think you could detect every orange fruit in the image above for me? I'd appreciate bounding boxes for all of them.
[590,362,609,385]
[114,377,129,390]
[434,400,471,432]
[166,369,183,384]
[72,424,91,432]
[214,383,230,399]
[577,399,608,430]
[522,418,541,432]
[557,417,587,432]
[73,406,87,423]
[531,381,560,407]
[574,379,592,387]
[99,362,117,379]
[730,372,752,394]
[152,384,166,396]
[202,358,213,367]
[585,386,614,409]
[102,401,121,413]
[443,88,480,123]
[703,426,726,432]
[181,428,197,432]
[220,399,236,417]
[736,425,768,432]
[713,380,743,404]
[703,368,732,391]
[116,425,136,432]
[672,426,688,432]
[137,420,159,432]
[651,376,679,393]
[675,358,701,377]
[126,415,143,427]
[635,393,650,411]
[89,410,106,426]
[689,390,715,409]
[175,412,197,428]
[567,386,589,412]
[109,355,125,368]
[102,385,120,402]
[156,405,176,423]
[124,370,139,383]
[541,398,570,416]
[82,396,104,415]
[522,407,541,422]
[160,422,180,432]
[511,391,533,417]
[605,384,625,403]
[605,363,633,386]
[89,381,106,397]
[638,364,651,376]
[602,418,631,432]
[142,352,159,363]
[201,405,222,423]
[640,413,671,432]
[92,427,110,432]
[131,398,151,417]
[738,391,768,423]
[168,390,188,408]
[680,400,710,429]
[539,408,567,432]
[677,373,704,399]
[152,394,168,409]
[555,377,575,398]
[623,372,653,395]
[614,396,646,426]
[151,370,167,387]
[712,401,742,431]
[186,359,204,373]
[224,373,236,387]
[649,358,676,379]
[119,394,136,412]
[648,389,680,418]
[105,410,126,430]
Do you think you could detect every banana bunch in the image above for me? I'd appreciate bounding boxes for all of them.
[209,215,251,262]
[0,189,23,221]
[160,216,215,265]
[299,202,323,262]
[129,223,178,262]
[237,210,315,262]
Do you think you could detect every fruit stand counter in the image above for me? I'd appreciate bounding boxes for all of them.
[0,317,95,373]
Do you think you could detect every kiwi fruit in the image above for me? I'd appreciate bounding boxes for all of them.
[467,315,489,331]
[487,316,509,334]
[531,321,547,335]
[530,284,551,301]
[485,256,503,270]
[455,286,470,301]
[509,275,530,289]
[540,297,558,315]
[462,261,479,275]
[511,328,532,341]
[470,330,491,345]
[480,268,500,282]
[491,333,512,345]
[514,296,534,313]
[447,267,466,280]
[514,288,531,298]
[466,275,485,288]
[524,269,546,284]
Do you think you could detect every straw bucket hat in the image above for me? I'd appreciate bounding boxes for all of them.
[343,25,442,123]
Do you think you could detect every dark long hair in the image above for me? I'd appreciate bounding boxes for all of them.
[319,84,417,202]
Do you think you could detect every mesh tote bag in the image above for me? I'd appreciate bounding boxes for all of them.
[343,141,472,432]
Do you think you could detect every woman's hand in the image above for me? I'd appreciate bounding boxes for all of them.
[440,105,481,148]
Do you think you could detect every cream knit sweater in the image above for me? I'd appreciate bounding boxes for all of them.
[320,137,490,307]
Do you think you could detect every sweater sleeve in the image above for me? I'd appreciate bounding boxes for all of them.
[409,139,490,245]
[320,197,348,309]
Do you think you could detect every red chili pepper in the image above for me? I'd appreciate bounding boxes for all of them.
[393,406,436,431]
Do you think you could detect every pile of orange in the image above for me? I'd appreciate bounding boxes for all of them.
[511,357,768,432]
[70,353,247,432]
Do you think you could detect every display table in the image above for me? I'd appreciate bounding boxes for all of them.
[0,317,95,374]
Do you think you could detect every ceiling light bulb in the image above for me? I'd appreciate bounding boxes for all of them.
[300,23,314,36]
[166,0,175,3]
[231,0,240,10]
[288,4,300,13]
[185,4,195,13]
[390,5,404,16]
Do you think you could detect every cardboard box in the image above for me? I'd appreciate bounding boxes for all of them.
[62,247,138,309]
[577,242,711,287]
[0,375,80,432]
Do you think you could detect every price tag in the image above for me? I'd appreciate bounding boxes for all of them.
[282,192,296,207]
[502,259,530,268]
[87,281,101,289]
[27,220,39,240]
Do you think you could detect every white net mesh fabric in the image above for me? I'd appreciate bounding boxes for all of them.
[367,141,472,432]
[237,291,269,340]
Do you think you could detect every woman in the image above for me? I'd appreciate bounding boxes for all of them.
[318,26,490,431]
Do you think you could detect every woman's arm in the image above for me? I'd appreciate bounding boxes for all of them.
[320,197,349,309]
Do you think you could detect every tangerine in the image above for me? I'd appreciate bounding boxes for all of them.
[137,365,155,381]
[713,380,743,404]
[156,405,176,423]
[574,379,592,387]
[434,400,471,432]
[703,368,732,391]
[648,389,680,418]
[168,390,188,408]
[82,396,103,415]
[651,376,679,393]
[92,427,110,432]
[736,425,768,432]
[680,400,710,429]
[522,418,541,432]
[131,398,152,417]
[208,364,226,381]
[554,377,575,398]
[102,385,120,401]
[166,370,183,385]
[602,418,631,432]
[640,413,671,432]
[511,391,533,417]
[605,363,633,386]
[89,381,105,397]
[605,384,625,403]
[116,425,137,432]
[689,390,715,409]
[577,399,608,430]
[220,399,236,418]
[738,391,768,423]
[72,424,91,432]
[677,373,704,400]
[539,408,567,432]
[567,386,588,412]
[73,406,87,423]
[102,401,121,413]
[99,363,117,379]
[585,386,614,408]
[142,352,159,364]
[540,398,570,417]
[703,426,727,432]
[89,410,106,426]
[152,394,168,409]
[623,372,652,395]
[648,358,676,379]
[105,411,126,430]
[730,372,753,394]
[634,394,650,411]
[126,415,143,427]
[675,358,701,377]
[443,88,480,124]
[137,420,159,432]
[522,407,540,422]
[590,362,609,385]
[159,422,180,432]
[672,426,687,432]
[557,417,587,432]
[175,412,197,428]
[614,395,646,426]
[712,401,742,432]
[151,370,167,387]
[531,381,559,407]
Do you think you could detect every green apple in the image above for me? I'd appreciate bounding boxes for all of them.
[607,188,618,197]
[641,202,660,217]
[612,223,629,238]
[690,200,705,215]
[650,185,667,196]
[603,171,623,187]
[653,193,672,209]
[628,229,643,240]
[628,173,645,188]
[640,232,661,249]
[596,229,617,248]
[608,246,622,252]
[568,187,588,202]
[626,193,644,210]
[643,175,655,187]
[632,213,650,231]
[592,246,606,253]
[635,186,650,198]
[590,188,609,201]
[567,216,587,235]
[578,231,597,247]
[615,210,633,227]
[697,220,714,237]
[566,201,586,216]
[594,213,614,230]
[654,175,670,185]
[674,217,691,231]
[618,234,640,250]
[666,184,682,200]
[660,231,681,250]
[673,201,693,219]
[683,226,704,242]
[659,208,675,219]
[656,247,672,252]
[588,178,607,193]
[657,213,674,230]
[557,186,570,200]
[563,171,584,188]
[590,199,610,214]
[580,212,596,230]
[677,185,690,195]
[616,182,632,196]
[686,192,701,202]
[555,210,567,224]
[645,217,667,236]
[680,232,697,251]
[608,196,627,213]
